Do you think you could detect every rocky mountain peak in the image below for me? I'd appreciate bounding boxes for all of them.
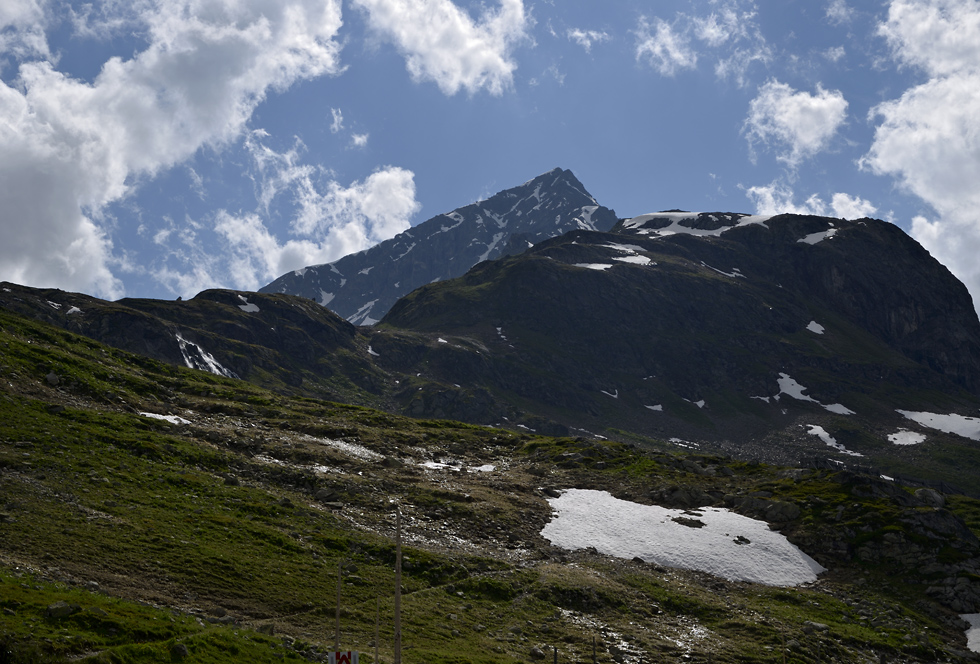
[259,168,618,325]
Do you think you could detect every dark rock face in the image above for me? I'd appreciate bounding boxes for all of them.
[259,168,618,325]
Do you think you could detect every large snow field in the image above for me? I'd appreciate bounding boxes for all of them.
[541,489,825,587]
[897,410,980,441]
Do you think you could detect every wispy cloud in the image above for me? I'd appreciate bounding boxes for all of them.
[634,1,770,85]
[567,28,610,53]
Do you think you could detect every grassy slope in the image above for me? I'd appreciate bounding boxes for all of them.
[1,308,978,663]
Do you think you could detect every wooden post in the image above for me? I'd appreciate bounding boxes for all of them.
[335,560,342,653]
[394,508,402,664]
[375,596,380,664]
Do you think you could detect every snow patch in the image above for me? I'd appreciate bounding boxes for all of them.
[477,232,506,263]
[805,425,863,457]
[614,255,653,265]
[806,321,825,334]
[437,338,448,344]
[348,300,378,327]
[293,267,307,277]
[237,295,259,313]
[701,262,744,278]
[897,410,980,441]
[645,405,663,412]
[575,263,613,271]
[421,461,495,472]
[622,212,771,238]
[600,389,619,399]
[174,332,237,379]
[66,306,82,315]
[393,242,417,261]
[888,429,926,446]
[358,266,374,275]
[776,373,854,415]
[542,489,824,586]
[367,346,380,357]
[319,290,335,306]
[798,227,838,245]
[139,412,191,425]
[962,613,980,653]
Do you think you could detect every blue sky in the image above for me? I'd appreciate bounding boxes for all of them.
[2,0,979,310]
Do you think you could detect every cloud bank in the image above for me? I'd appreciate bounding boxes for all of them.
[0,0,345,298]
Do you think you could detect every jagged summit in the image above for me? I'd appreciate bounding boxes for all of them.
[259,168,618,324]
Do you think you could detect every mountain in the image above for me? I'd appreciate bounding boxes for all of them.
[4,195,980,493]
[0,284,386,404]
[259,168,618,324]
[373,211,980,490]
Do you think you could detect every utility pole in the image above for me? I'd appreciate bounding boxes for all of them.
[394,508,402,664]
[335,560,342,653]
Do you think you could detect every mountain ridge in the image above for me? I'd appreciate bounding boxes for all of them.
[259,168,618,324]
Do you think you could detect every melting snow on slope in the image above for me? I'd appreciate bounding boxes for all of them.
[777,373,854,415]
[622,212,771,238]
[897,411,980,441]
[888,429,926,446]
[805,425,863,457]
[645,405,663,412]
[420,461,495,472]
[701,262,744,278]
[542,489,824,586]
[962,614,980,653]
[174,332,237,378]
[348,300,379,326]
[139,412,191,425]
[798,227,838,245]
[614,255,653,265]
[806,321,825,334]
[237,295,260,313]
[575,263,613,271]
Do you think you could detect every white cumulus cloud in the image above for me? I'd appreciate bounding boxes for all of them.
[864,0,980,306]
[743,80,848,167]
[0,0,345,298]
[0,0,52,63]
[352,0,530,96]
[745,181,876,219]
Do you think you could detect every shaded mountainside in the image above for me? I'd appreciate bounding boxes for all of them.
[3,211,980,492]
[375,213,980,490]
[5,304,980,662]
[0,285,386,404]
[259,168,618,324]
